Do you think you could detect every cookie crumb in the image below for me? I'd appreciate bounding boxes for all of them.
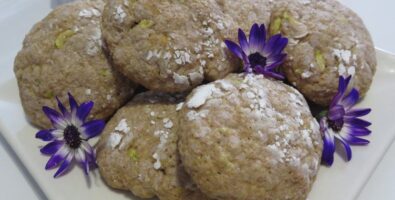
[176,102,184,111]
[85,89,91,95]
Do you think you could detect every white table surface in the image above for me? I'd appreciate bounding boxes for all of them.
[0,0,394,199]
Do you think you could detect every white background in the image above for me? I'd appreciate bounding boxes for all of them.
[0,0,394,199]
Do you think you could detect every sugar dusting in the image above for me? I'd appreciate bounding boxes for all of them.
[107,133,123,150]
[79,8,101,18]
[107,119,132,150]
[152,130,170,170]
[114,5,126,23]
[333,49,352,64]
[173,73,189,85]
[163,118,174,129]
[187,84,219,108]
[86,27,102,56]
[333,49,357,76]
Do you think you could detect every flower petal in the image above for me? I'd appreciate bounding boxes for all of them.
[56,96,68,115]
[42,106,60,120]
[76,101,94,122]
[263,34,281,56]
[330,93,343,109]
[224,40,244,59]
[337,76,346,92]
[340,88,360,110]
[54,152,74,178]
[248,23,262,52]
[42,106,68,129]
[265,59,285,71]
[345,118,372,128]
[242,53,252,73]
[338,76,352,95]
[80,141,97,168]
[347,136,370,145]
[36,129,55,141]
[45,145,70,170]
[348,126,371,136]
[266,53,287,66]
[269,37,288,56]
[339,124,370,143]
[254,65,284,80]
[51,129,64,138]
[262,71,285,80]
[238,28,249,53]
[86,152,97,168]
[344,75,352,86]
[81,141,95,158]
[68,92,78,112]
[75,148,89,175]
[259,24,267,50]
[322,129,336,166]
[328,105,345,121]
[345,108,371,118]
[336,136,352,161]
[331,76,350,107]
[81,120,105,139]
[40,141,64,155]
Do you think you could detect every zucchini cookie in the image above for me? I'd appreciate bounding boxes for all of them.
[101,0,272,93]
[14,1,136,129]
[269,0,376,106]
[178,74,322,200]
[97,92,210,200]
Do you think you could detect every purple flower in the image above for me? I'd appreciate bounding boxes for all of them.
[224,23,288,79]
[320,76,371,166]
[36,93,105,178]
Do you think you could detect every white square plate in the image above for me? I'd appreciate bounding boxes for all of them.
[1,0,395,199]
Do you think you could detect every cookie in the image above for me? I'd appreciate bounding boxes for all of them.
[269,0,376,105]
[101,0,272,92]
[14,1,137,128]
[178,74,322,200]
[97,92,210,200]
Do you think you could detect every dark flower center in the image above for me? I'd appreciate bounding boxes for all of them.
[328,119,344,133]
[248,52,267,68]
[64,125,82,149]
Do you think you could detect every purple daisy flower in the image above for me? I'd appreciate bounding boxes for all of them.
[320,76,371,166]
[224,23,288,79]
[36,93,105,178]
